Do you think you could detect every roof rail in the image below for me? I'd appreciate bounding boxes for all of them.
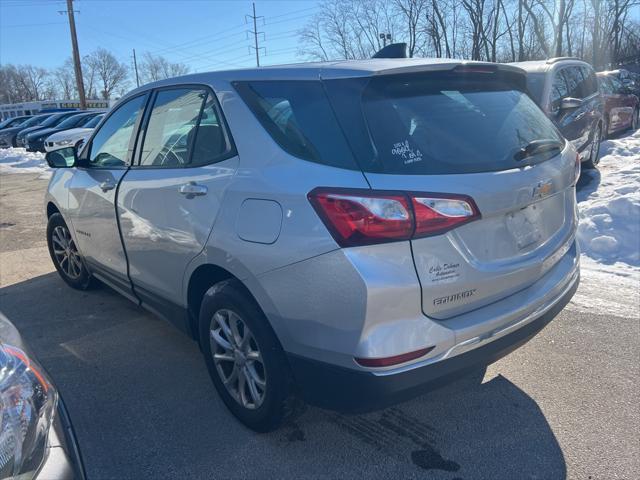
[545,57,583,64]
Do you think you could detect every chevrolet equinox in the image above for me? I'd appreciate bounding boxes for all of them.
[44,59,580,431]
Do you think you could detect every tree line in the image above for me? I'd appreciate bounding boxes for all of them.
[299,0,640,67]
[0,48,189,105]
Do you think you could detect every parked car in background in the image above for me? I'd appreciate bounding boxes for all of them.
[25,112,103,153]
[15,111,80,149]
[597,71,639,136]
[0,312,86,479]
[45,114,105,152]
[605,68,640,97]
[0,115,32,130]
[43,59,580,431]
[513,57,604,168]
[0,113,54,148]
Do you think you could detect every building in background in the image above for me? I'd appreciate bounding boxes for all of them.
[0,99,112,120]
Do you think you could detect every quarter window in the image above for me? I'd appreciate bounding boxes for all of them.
[87,95,147,168]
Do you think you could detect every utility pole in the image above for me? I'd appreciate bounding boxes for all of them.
[63,0,86,109]
[246,2,264,67]
[132,49,140,87]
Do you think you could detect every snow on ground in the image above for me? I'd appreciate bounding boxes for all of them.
[572,129,640,316]
[0,147,50,178]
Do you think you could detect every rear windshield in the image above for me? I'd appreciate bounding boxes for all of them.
[236,71,563,175]
[347,73,564,174]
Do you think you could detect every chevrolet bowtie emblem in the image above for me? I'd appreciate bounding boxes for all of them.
[533,180,554,199]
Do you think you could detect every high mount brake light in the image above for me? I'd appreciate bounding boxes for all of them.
[308,188,480,247]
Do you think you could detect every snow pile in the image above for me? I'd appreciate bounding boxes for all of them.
[577,129,640,272]
[0,147,50,177]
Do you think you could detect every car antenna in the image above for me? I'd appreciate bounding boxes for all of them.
[372,43,408,59]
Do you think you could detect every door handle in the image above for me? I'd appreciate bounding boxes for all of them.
[99,180,116,192]
[179,182,208,197]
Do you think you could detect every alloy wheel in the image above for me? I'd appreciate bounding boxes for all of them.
[51,226,83,279]
[209,309,266,410]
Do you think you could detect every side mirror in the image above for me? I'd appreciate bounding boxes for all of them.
[45,146,77,168]
[560,97,583,110]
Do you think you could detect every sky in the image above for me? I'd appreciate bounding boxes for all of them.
[0,0,320,73]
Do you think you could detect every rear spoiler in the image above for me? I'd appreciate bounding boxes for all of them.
[372,61,529,92]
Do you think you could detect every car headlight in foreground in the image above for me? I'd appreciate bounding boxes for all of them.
[0,342,55,479]
[0,313,85,479]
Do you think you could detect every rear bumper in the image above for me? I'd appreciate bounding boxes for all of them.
[287,270,578,412]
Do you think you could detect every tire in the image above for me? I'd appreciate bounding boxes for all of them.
[583,123,602,170]
[199,280,293,432]
[47,213,95,290]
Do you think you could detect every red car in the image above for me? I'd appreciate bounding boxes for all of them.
[597,72,639,137]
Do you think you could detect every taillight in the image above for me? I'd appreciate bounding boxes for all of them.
[412,195,479,238]
[574,152,581,185]
[308,188,480,247]
[307,188,413,247]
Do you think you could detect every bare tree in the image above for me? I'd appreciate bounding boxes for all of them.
[394,0,428,57]
[54,59,77,99]
[140,52,190,84]
[84,48,129,99]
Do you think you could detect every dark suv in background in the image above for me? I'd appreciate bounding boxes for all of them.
[513,58,604,168]
[597,71,639,136]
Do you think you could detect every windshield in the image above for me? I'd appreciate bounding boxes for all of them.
[41,113,76,128]
[84,115,104,128]
[57,114,90,129]
[0,117,27,128]
[329,72,564,175]
[21,115,51,128]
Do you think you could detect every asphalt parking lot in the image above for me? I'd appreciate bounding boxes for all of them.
[0,173,638,480]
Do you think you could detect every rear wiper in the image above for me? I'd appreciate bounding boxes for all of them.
[513,139,564,161]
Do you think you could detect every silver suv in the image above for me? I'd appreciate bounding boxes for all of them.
[44,59,580,431]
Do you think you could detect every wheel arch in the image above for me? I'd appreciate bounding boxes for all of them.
[186,263,275,343]
[46,201,61,218]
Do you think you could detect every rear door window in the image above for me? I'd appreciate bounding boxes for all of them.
[139,88,205,168]
[138,88,233,168]
[550,72,569,108]
[562,67,585,99]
